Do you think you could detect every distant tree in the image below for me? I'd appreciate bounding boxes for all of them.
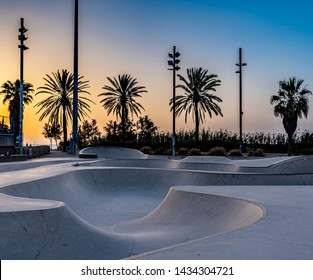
[99,74,147,142]
[103,120,119,142]
[170,67,223,144]
[42,123,53,148]
[270,77,312,155]
[50,123,62,148]
[42,123,62,149]
[103,119,136,143]
[78,119,101,147]
[35,69,94,151]
[0,79,34,141]
[136,115,158,144]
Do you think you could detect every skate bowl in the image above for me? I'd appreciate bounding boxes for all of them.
[0,147,313,260]
[0,166,265,259]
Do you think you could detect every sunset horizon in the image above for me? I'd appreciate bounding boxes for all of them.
[1,0,313,147]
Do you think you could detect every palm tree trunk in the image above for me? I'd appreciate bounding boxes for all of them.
[63,107,67,152]
[287,133,293,156]
[121,94,127,144]
[194,100,200,146]
[121,109,126,143]
[283,117,297,156]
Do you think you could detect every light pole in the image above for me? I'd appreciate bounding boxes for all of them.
[72,0,79,154]
[168,45,180,157]
[18,18,28,155]
[236,47,247,153]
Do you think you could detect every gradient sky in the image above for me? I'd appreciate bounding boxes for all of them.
[1,0,313,145]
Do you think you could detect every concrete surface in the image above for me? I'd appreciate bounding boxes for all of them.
[0,147,312,259]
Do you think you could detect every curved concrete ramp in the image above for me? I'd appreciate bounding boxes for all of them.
[114,187,264,255]
[0,194,135,260]
[182,155,294,168]
[0,167,265,259]
[80,146,147,159]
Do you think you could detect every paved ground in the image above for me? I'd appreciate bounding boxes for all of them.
[0,147,312,259]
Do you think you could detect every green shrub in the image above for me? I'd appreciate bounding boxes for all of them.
[154,147,170,155]
[208,146,227,156]
[178,147,189,155]
[228,149,242,157]
[140,146,153,154]
[248,148,265,157]
[188,148,201,155]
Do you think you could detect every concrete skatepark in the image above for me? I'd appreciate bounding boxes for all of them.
[0,146,313,260]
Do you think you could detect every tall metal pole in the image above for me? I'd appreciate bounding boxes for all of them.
[236,48,247,153]
[72,0,79,154]
[168,45,180,156]
[19,18,27,155]
[172,45,176,157]
[239,48,243,153]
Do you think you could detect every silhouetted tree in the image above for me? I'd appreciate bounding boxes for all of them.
[42,123,62,149]
[104,120,119,142]
[78,119,101,147]
[99,74,147,143]
[136,115,158,144]
[270,77,312,155]
[35,69,93,151]
[103,119,136,143]
[170,67,223,144]
[0,79,34,141]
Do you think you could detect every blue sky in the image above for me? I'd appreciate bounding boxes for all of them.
[1,0,313,144]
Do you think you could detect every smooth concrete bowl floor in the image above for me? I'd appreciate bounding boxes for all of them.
[0,147,313,259]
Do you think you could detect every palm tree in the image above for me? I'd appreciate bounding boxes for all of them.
[170,67,223,144]
[0,79,34,141]
[98,74,147,142]
[35,69,93,151]
[270,77,312,156]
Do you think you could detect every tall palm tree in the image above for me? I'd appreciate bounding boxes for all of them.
[170,67,223,144]
[98,74,147,142]
[0,79,34,141]
[35,69,93,151]
[270,77,312,156]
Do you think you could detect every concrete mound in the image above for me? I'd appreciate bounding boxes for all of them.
[80,146,147,159]
[182,156,234,164]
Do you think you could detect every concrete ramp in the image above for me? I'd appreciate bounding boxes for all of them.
[114,187,265,255]
[182,155,294,167]
[0,166,265,259]
[80,146,147,159]
[0,193,135,260]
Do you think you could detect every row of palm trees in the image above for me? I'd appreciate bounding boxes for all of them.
[0,68,311,155]
[0,67,224,151]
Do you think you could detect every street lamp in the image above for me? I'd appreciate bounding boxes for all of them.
[168,45,180,157]
[236,47,247,154]
[18,17,28,155]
